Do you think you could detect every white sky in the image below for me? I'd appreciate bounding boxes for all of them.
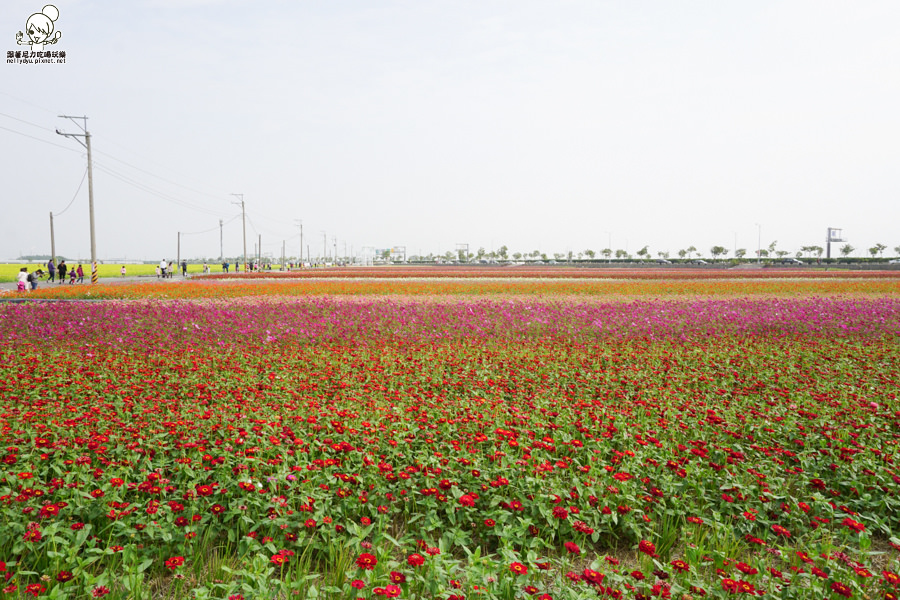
[2,1,899,261]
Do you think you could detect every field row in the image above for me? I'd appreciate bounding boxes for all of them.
[5,275,900,300]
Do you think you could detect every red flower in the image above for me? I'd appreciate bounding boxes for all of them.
[552,506,568,520]
[165,556,185,570]
[830,581,852,598]
[564,541,580,554]
[351,579,365,589]
[56,571,74,582]
[23,530,42,543]
[91,586,110,597]
[771,524,791,537]
[407,553,425,567]
[25,584,47,597]
[582,568,604,586]
[842,517,865,532]
[356,552,378,570]
[458,494,476,507]
[670,560,690,573]
[389,571,406,584]
[510,562,528,576]
[638,540,657,556]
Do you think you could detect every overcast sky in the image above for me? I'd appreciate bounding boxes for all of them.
[3,1,899,262]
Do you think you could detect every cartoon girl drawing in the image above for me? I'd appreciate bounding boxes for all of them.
[16,5,62,52]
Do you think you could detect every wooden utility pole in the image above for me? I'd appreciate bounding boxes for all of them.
[49,212,56,270]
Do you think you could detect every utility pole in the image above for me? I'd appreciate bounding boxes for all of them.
[231,194,246,273]
[333,236,338,265]
[56,115,97,283]
[177,232,181,274]
[219,219,223,263]
[756,223,762,263]
[295,219,303,266]
[322,231,327,264]
[258,233,261,268]
[49,212,56,271]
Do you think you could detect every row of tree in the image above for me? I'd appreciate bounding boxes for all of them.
[406,242,900,263]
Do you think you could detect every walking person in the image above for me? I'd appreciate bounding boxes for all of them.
[76,264,84,283]
[159,259,167,278]
[120,265,127,277]
[16,268,29,293]
[47,259,56,283]
[181,260,187,277]
[57,260,67,284]
[69,268,76,284]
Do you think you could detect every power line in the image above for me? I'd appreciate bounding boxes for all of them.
[0,111,55,132]
[0,124,82,153]
[54,166,88,217]
[90,146,229,204]
[0,91,58,115]
[92,161,230,217]
[2,109,230,213]
[181,215,240,236]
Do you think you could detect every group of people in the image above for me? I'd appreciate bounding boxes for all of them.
[157,259,189,278]
[46,260,86,285]
[15,259,88,292]
[16,267,45,291]
[219,261,279,273]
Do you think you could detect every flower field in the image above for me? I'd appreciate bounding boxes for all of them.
[1,275,900,599]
